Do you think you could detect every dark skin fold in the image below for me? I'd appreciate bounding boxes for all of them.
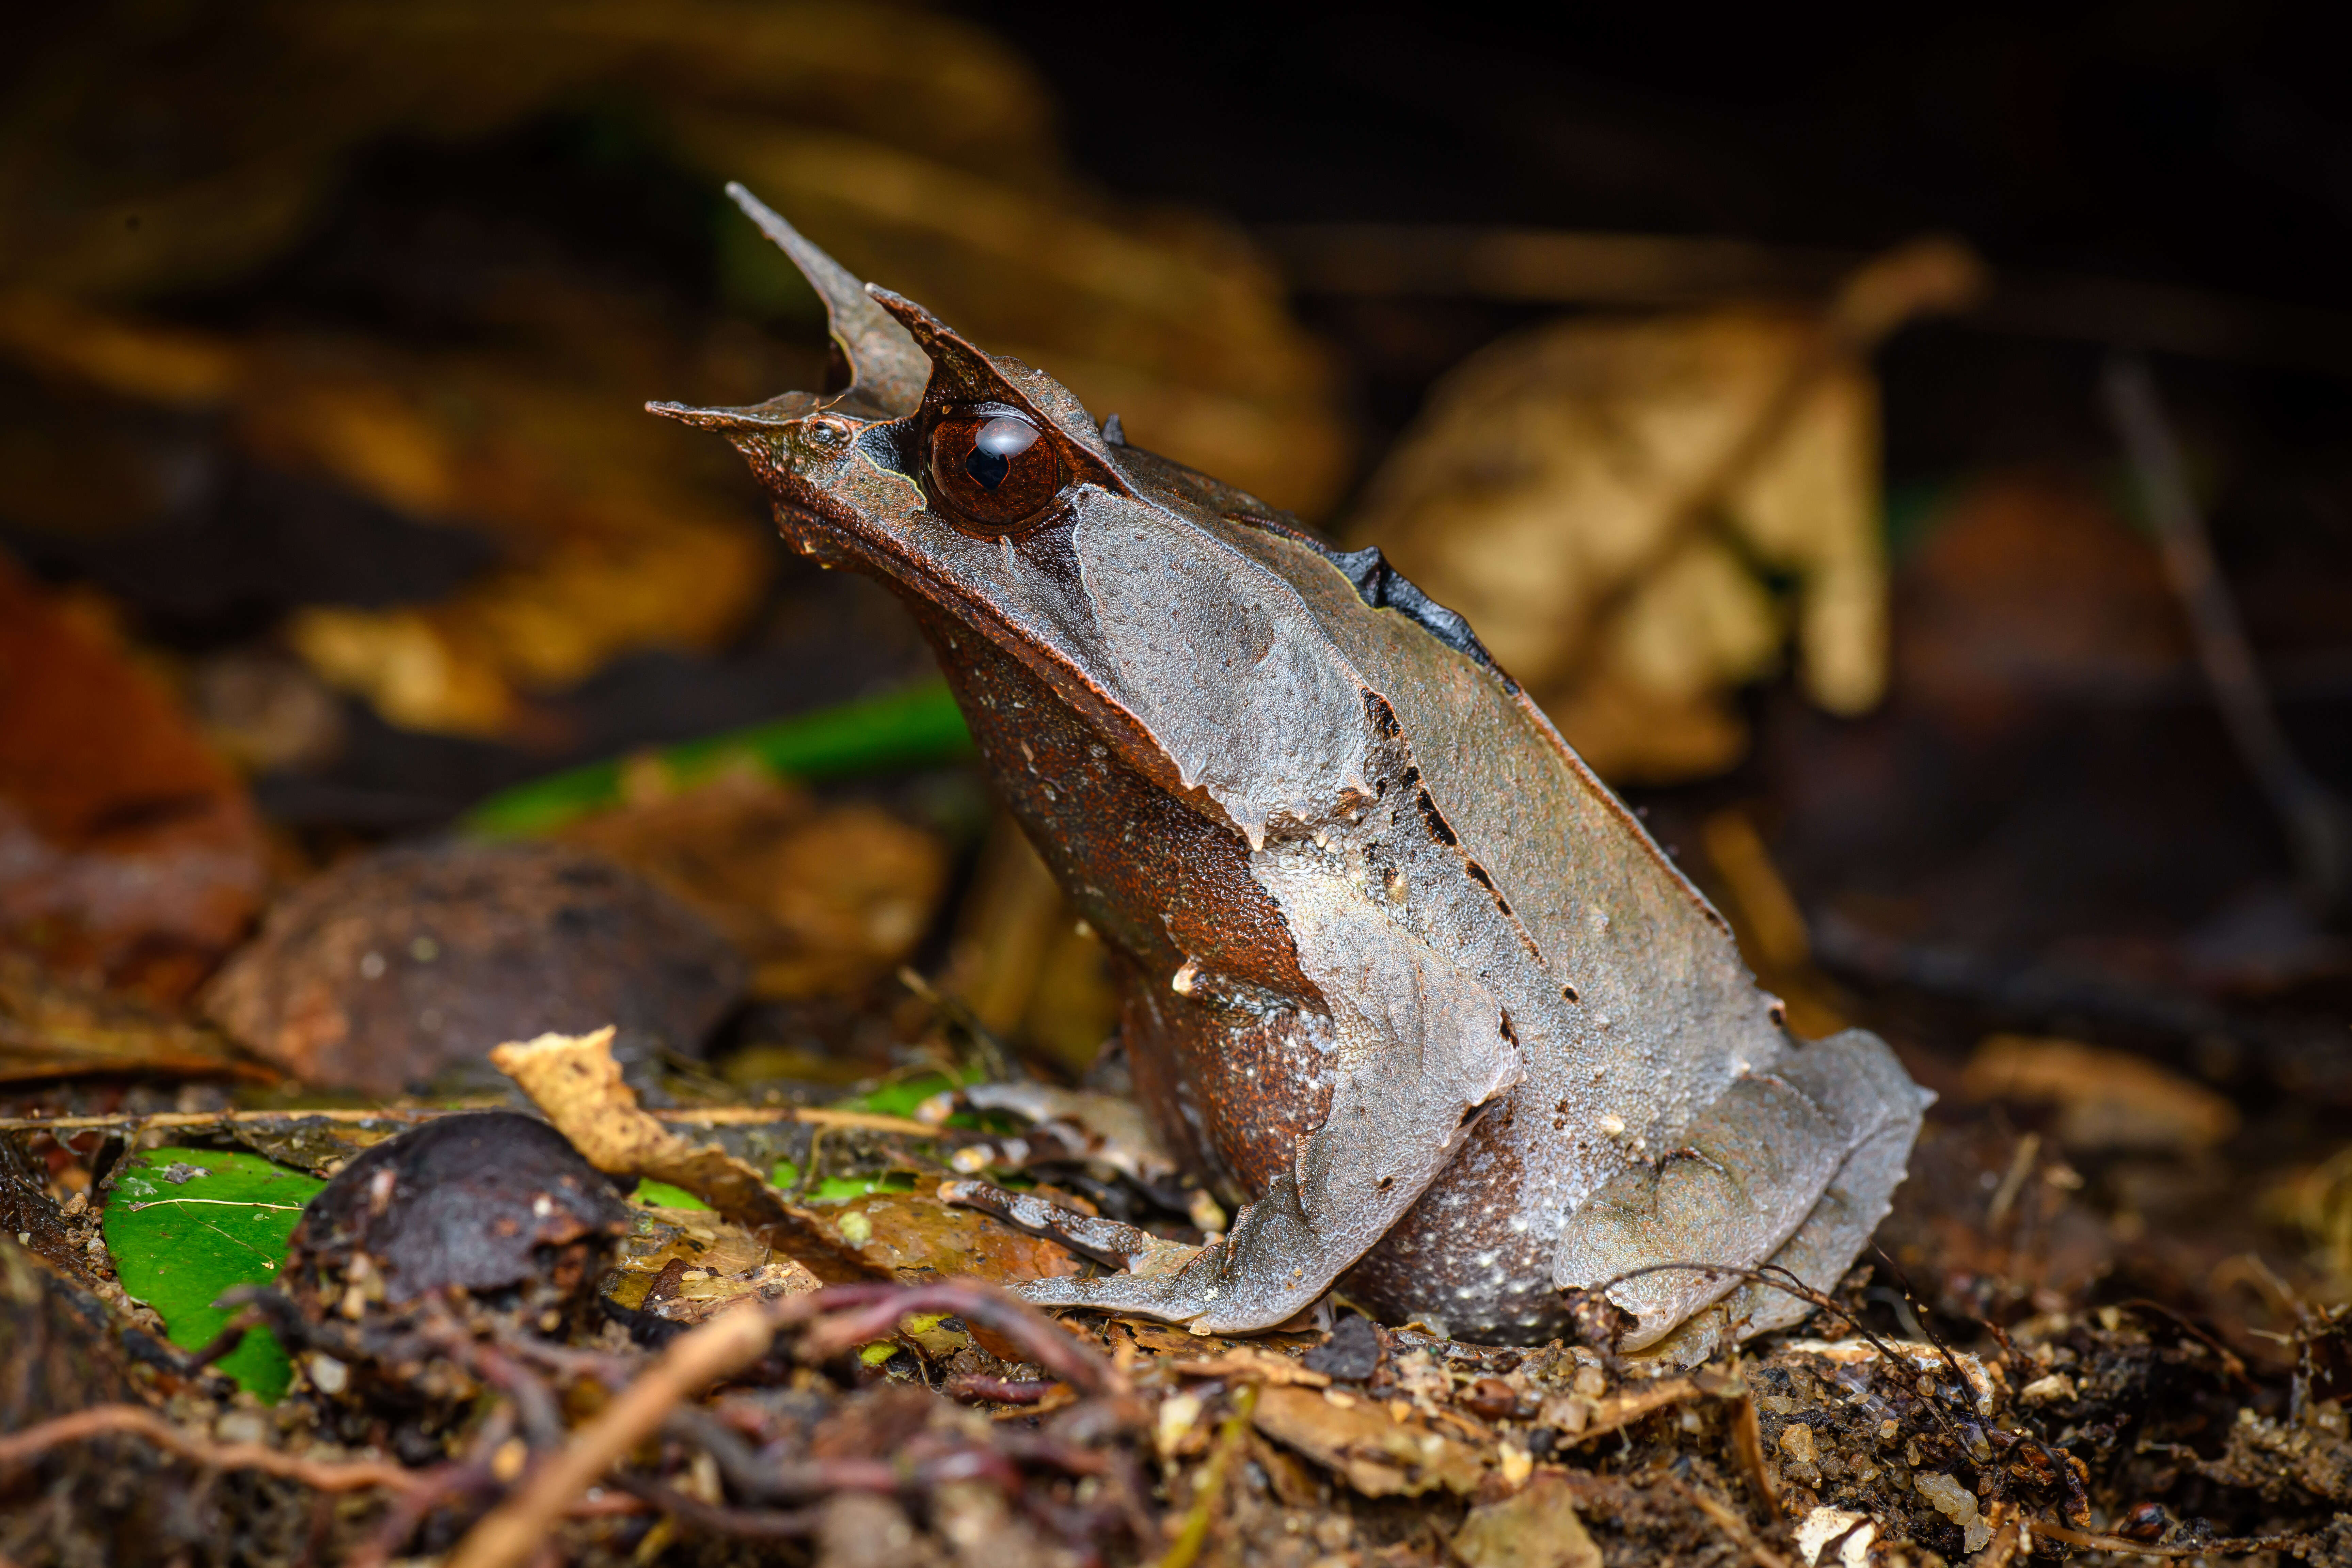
[653,186,1929,1352]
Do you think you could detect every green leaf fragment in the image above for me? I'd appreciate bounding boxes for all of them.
[829,1071,971,1122]
[631,1180,712,1211]
[809,1172,917,1206]
[461,680,973,838]
[102,1146,326,1401]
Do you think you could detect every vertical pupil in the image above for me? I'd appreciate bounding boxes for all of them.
[966,446,1011,490]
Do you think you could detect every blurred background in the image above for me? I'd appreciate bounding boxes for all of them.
[4,3,2349,1318]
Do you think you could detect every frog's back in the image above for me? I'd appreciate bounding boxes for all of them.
[1196,507,1782,1138]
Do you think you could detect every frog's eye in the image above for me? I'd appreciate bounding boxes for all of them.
[928,411,1065,532]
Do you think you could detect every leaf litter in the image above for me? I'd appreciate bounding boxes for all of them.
[0,7,2349,1567]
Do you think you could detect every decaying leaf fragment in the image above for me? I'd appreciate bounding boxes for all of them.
[1964,1033,2241,1153]
[0,297,773,738]
[1452,1471,1604,1568]
[491,1026,874,1282]
[1251,1383,1488,1498]
[605,1205,819,1331]
[0,954,257,1083]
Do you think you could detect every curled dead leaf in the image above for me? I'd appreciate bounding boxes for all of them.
[491,1026,877,1282]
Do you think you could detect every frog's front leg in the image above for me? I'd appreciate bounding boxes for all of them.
[1018,899,1523,1334]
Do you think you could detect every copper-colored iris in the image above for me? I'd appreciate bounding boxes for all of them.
[928,411,1064,533]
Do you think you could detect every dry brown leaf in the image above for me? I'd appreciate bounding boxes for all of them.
[493,1027,796,1230]
[202,842,743,1093]
[1348,308,1880,782]
[3,1,1351,550]
[1962,1034,2241,1153]
[0,3,1059,299]
[1453,1470,1604,1568]
[809,1192,1080,1286]
[557,771,948,1001]
[0,558,265,1002]
[606,1207,820,1325]
[0,955,260,1084]
[0,299,772,736]
[1252,1383,1488,1498]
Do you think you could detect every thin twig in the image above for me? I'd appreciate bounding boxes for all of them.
[794,1281,1130,1399]
[0,1404,428,1495]
[443,1296,799,1568]
[2028,1517,2312,1560]
[445,1280,1126,1568]
[605,1472,821,1539]
[1717,1359,1780,1514]
[2103,354,2352,914]
[0,1104,940,1137]
[1592,1259,1975,1451]
[1155,1382,1259,1568]
[947,1373,1063,1405]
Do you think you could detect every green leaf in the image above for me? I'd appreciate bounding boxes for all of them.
[461,680,972,838]
[829,1071,969,1122]
[632,1179,711,1210]
[807,1171,918,1205]
[103,1146,325,1401]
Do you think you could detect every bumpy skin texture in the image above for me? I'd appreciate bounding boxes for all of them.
[655,187,1930,1347]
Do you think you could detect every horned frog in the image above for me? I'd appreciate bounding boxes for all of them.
[656,187,1929,1356]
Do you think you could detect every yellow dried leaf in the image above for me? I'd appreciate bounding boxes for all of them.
[1963,1035,2241,1153]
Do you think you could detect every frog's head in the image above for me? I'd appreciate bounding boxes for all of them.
[652,187,1463,842]
[648,184,1173,652]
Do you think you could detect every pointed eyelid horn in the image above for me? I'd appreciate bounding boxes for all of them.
[866,285,1136,496]
[724,184,928,418]
[645,185,929,432]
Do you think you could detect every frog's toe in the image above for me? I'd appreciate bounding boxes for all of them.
[1012,1266,1214,1326]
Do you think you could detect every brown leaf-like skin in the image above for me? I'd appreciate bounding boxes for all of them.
[656,197,1928,1345]
[203,841,744,1094]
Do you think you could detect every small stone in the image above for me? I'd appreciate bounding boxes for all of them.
[1464,1375,1524,1421]
[307,1353,348,1395]
[1302,1314,1384,1382]
[2019,1372,2077,1405]
[213,1411,268,1446]
[1913,1471,1990,1553]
